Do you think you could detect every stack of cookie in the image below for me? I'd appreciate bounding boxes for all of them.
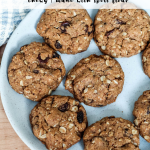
[7,6,150,150]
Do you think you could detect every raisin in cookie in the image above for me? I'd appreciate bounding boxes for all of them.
[8,42,65,101]
[36,9,93,54]
[83,117,140,150]
[133,90,150,143]
[94,9,150,58]
[30,95,88,150]
[65,54,124,107]
[142,44,150,78]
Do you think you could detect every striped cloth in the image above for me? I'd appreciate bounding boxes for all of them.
[0,9,31,46]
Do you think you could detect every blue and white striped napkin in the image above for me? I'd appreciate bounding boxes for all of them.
[0,9,31,46]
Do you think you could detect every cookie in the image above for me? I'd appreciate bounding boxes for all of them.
[83,117,140,150]
[142,44,150,78]
[133,90,150,143]
[30,95,88,150]
[36,9,93,54]
[65,54,124,107]
[94,9,150,58]
[8,42,66,101]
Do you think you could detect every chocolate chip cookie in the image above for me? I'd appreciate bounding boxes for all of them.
[94,9,150,58]
[83,117,140,150]
[65,54,124,107]
[142,44,150,78]
[133,90,150,143]
[30,95,88,150]
[8,42,66,101]
[36,9,93,54]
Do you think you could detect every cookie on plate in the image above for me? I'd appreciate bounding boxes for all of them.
[94,9,150,58]
[142,44,150,78]
[30,95,88,150]
[8,42,66,101]
[83,116,140,150]
[133,90,150,143]
[65,54,124,107]
[36,9,93,54]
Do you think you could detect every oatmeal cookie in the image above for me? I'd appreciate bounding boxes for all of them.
[142,44,150,78]
[8,42,66,101]
[65,54,124,107]
[30,95,88,150]
[83,117,140,150]
[94,9,150,58]
[133,90,150,143]
[36,9,93,54]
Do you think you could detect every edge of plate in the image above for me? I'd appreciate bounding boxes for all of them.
[0,4,45,150]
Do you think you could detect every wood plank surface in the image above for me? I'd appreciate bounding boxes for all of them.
[0,96,30,150]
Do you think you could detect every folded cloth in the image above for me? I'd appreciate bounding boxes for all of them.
[0,9,31,46]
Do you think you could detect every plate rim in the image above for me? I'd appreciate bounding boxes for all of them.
[0,4,44,150]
